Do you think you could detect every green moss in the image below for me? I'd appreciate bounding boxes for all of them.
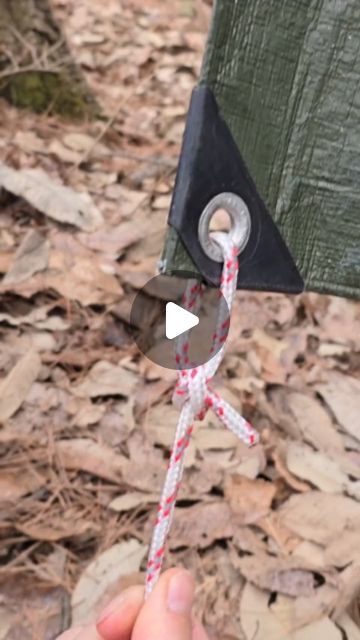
[0,70,97,120]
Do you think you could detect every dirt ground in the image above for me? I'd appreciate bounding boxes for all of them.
[0,1,360,638]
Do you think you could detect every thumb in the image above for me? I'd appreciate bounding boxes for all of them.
[132,568,195,640]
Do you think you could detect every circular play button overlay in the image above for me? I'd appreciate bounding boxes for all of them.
[129,271,230,370]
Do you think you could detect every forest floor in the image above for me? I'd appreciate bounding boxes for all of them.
[0,1,360,639]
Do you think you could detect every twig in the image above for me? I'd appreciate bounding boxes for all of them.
[39,37,66,67]
[1,46,18,68]
[0,30,69,83]
[0,541,41,570]
[9,25,38,65]
[0,65,61,82]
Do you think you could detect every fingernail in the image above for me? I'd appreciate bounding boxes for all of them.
[167,570,195,614]
[97,593,127,625]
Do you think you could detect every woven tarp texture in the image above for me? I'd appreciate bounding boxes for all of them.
[165,0,360,298]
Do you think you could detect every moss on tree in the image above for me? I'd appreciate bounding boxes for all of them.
[0,0,97,119]
[1,71,95,119]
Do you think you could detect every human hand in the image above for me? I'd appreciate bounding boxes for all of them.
[56,568,210,640]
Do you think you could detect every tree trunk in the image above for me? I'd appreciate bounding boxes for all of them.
[0,0,96,118]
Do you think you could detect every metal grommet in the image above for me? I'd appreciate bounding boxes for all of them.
[198,192,251,262]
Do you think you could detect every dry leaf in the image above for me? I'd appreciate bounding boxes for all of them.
[316,372,360,443]
[270,581,339,631]
[63,132,109,155]
[17,513,97,542]
[47,251,121,306]
[152,194,171,209]
[170,502,233,548]
[333,563,360,619]
[253,328,285,359]
[0,349,41,422]
[48,139,83,164]
[278,491,360,545]
[271,588,340,636]
[109,491,158,512]
[287,392,344,452]
[71,361,138,398]
[105,184,145,216]
[292,540,326,567]
[286,442,360,499]
[336,613,360,639]
[325,531,360,566]
[1,264,122,307]
[236,553,319,597]
[1,232,123,305]
[144,402,179,447]
[122,459,165,493]
[71,539,146,625]
[134,378,174,416]
[212,443,266,480]
[0,163,103,231]
[258,512,301,554]
[0,579,71,639]
[332,451,360,480]
[252,328,287,384]
[78,223,143,256]
[240,582,341,640]
[225,475,276,524]
[194,426,240,451]
[228,446,266,479]
[139,355,177,383]
[14,130,46,153]
[2,229,49,285]
[232,526,269,555]
[183,461,222,496]
[0,469,45,504]
[273,444,311,493]
[56,439,126,483]
[0,305,69,330]
[240,582,285,640]
[71,401,106,427]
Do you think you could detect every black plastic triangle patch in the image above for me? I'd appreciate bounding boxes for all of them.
[168,86,304,294]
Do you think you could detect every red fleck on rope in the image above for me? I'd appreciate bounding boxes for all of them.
[145,233,259,596]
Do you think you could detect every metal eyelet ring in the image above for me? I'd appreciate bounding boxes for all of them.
[198,192,251,263]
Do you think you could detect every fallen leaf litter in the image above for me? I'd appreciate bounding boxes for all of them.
[0,0,359,638]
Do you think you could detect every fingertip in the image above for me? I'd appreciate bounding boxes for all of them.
[132,568,195,640]
[96,585,144,640]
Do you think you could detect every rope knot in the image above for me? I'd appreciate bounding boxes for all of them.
[172,364,257,447]
[173,366,210,420]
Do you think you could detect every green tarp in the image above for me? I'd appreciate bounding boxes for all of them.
[163,0,360,299]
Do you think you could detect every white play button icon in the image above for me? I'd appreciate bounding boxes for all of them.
[129,272,231,370]
[165,302,199,340]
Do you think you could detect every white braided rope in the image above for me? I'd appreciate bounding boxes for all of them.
[145,233,259,595]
